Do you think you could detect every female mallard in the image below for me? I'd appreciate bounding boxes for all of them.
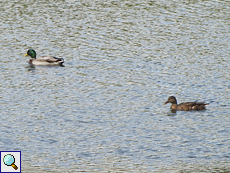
[164,96,209,111]
[23,49,64,66]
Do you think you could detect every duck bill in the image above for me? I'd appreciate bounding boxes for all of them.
[163,101,169,105]
[23,53,28,57]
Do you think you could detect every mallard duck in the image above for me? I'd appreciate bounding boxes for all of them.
[23,49,64,66]
[164,96,209,111]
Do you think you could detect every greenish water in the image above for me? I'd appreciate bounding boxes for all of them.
[0,1,229,172]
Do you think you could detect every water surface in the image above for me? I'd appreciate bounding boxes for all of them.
[0,0,229,172]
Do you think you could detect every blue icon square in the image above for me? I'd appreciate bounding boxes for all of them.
[0,151,21,173]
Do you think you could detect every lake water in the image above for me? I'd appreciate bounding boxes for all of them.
[0,1,229,172]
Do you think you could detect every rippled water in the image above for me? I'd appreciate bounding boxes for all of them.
[0,1,230,172]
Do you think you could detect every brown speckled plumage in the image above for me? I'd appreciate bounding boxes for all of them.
[164,96,209,111]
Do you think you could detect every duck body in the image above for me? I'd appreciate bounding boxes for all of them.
[28,56,64,66]
[24,49,64,66]
[164,96,209,111]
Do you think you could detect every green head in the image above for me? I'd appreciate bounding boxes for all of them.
[23,49,36,58]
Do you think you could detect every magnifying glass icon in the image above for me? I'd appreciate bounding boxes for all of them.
[3,154,18,170]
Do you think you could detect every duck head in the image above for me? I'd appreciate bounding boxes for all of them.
[23,49,36,59]
[164,96,177,105]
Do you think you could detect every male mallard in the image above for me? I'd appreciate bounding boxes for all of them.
[23,49,64,66]
[164,96,209,111]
